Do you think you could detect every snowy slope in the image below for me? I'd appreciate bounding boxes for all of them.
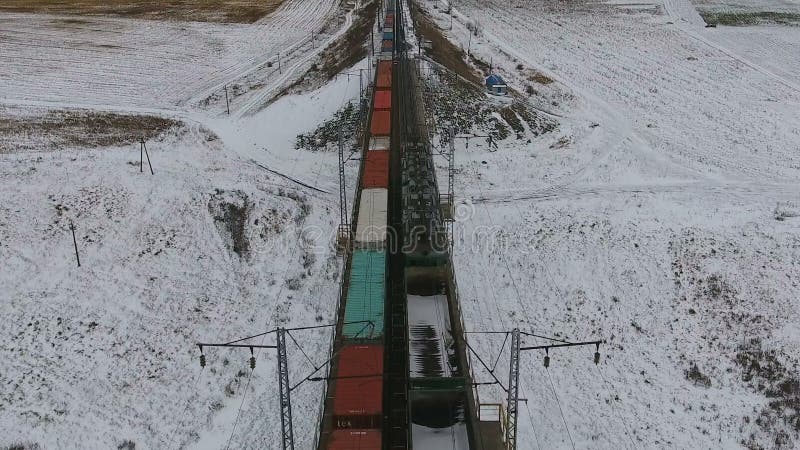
[0,0,341,113]
[0,3,369,445]
[418,0,800,448]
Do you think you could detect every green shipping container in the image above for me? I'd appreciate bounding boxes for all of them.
[343,250,386,339]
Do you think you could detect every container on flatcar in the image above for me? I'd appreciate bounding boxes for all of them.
[381,39,393,52]
[370,110,391,136]
[383,31,393,41]
[354,188,388,247]
[385,14,394,25]
[343,250,385,338]
[373,90,391,110]
[369,136,390,151]
[376,61,392,89]
[362,150,389,189]
[327,429,382,450]
[332,345,384,428]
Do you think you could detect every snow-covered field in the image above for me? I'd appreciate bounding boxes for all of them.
[3,0,800,447]
[0,0,343,113]
[418,0,800,448]
[0,0,372,447]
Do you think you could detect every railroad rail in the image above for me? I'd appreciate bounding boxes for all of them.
[316,0,505,448]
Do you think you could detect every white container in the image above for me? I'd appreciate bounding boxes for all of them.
[369,136,391,152]
[355,188,388,247]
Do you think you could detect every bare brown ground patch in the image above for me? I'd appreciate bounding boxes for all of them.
[316,0,378,79]
[0,107,182,153]
[410,0,481,84]
[0,0,285,24]
[280,0,377,96]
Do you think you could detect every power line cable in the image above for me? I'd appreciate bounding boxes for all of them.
[225,367,255,450]
[522,394,544,450]
[166,365,206,449]
[545,367,576,450]
[594,363,638,449]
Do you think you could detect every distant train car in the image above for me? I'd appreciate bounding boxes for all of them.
[373,89,391,111]
[376,61,392,89]
[370,110,391,136]
[362,150,389,189]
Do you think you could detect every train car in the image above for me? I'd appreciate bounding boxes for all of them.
[342,248,386,339]
[362,150,389,189]
[328,429,382,450]
[369,136,391,152]
[354,188,388,248]
[376,61,392,89]
[373,89,391,111]
[332,345,384,428]
[401,144,449,266]
[381,39,394,53]
[370,110,391,136]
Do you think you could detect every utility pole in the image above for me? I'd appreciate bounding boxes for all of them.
[337,129,349,253]
[197,330,294,450]
[196,321,374,448]
[70,221,81,267]
[506,328,521,450]
[276,328,294,450]
[359,69,364,102]
[504,332,603,450]
[140,138,154,175]
[278,52,282,74]
[224,85,230,115]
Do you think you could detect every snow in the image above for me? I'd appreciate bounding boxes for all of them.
[0,1,369,447]
[0,0,342,114]
[408,294,455,378]
[3,0,800,447]
[411,423,469,450]
[419,0,800,448]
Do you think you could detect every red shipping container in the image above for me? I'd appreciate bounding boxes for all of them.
[371,110,391,136]
[381,39,393,50]
[362,150,389,189]
[385,14,394,23]
[333,345,383,428]
[328,429,381,450]
[376,61,392,89]
[373,90,391,110]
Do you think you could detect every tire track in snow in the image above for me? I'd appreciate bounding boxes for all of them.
[470,181,800,204]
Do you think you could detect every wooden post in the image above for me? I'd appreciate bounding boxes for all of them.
[224,85,230,115]
[142,139,154,175]
[278,52,282,74]
[140,139,144,173]
[70,222,81,267]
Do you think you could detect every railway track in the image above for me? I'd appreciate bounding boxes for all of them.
[316,0,505,448]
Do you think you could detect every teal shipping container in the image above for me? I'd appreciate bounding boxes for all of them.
[343,250,386,339]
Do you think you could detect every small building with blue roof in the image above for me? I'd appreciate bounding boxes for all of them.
[485,74,508,96]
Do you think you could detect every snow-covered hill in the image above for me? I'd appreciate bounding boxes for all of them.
[416,0,800,448]
[0,0,372,447]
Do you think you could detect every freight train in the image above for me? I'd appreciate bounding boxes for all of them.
[318,1,395,449]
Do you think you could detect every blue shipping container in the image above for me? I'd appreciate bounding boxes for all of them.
[342,250,386,339]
